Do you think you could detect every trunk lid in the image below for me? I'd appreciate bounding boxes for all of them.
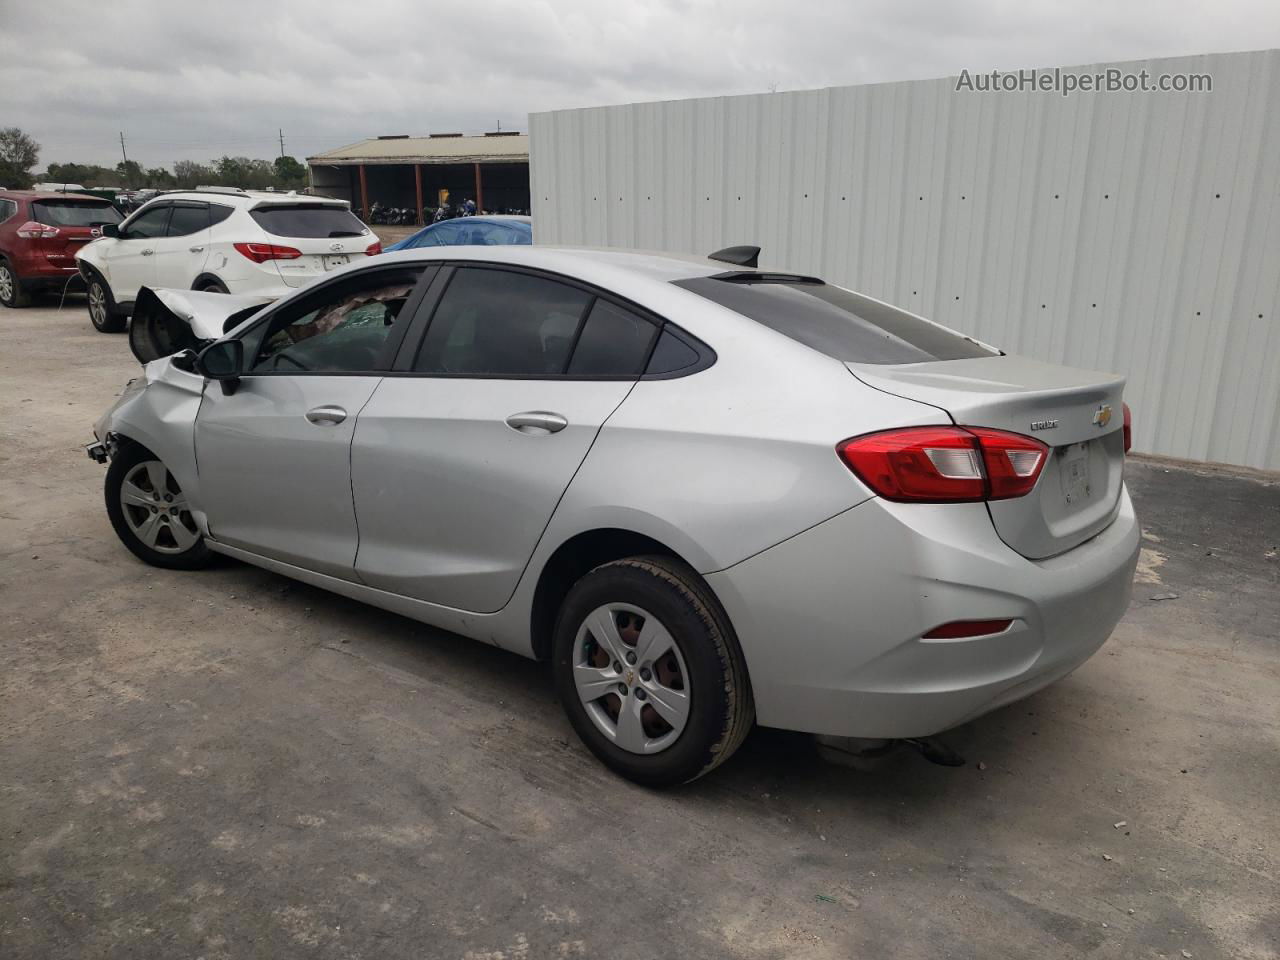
[848,355,1126,559]
[248,201,377,288]
[31,198,122,269]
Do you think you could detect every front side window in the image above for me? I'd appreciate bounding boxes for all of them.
[124,204,171,239]
[413,268,592,376]
[673,275,996,364]
[32,200,122,227]
[166,204,210,237]
[249,268,424,374]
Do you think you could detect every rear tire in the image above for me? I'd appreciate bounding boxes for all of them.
[552,555,754,786]
[0,259,31,308]
[86,270,125,332]
[105,443,212,570]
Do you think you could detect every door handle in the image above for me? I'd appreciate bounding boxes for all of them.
[305,405,347,425]
[140,248,154,256]
[505,411,568,435]
[189,245,205,253]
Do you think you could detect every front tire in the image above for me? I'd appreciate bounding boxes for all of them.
[86,271,125,333]
[105,444,212,570]
[0,259,31,308]
[552,555,754,786]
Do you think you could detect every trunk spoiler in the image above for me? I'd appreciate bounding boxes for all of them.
[128,287,274,364]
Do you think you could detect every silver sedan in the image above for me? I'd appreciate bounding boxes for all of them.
[87,244,1139,785]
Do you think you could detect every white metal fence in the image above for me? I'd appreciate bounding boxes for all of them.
[531,50,1280,470]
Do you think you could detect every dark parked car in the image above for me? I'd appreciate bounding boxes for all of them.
[0,190,123,308]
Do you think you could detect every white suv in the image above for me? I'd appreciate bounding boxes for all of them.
[76,189,380,333]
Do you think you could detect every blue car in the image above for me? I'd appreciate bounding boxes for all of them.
[385,215,532,251]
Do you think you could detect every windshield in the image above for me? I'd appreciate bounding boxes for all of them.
[32,200,123,227]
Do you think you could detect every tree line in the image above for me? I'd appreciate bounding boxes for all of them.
[1,127,308,192]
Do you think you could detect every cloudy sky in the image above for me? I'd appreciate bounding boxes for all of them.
[2,0,1278,170]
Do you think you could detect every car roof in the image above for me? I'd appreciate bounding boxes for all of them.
[377,244,748,283]
[136,190,349,208]
[0,189,115,202]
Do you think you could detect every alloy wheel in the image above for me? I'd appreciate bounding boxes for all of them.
[88,282,108,327]
[118,459,200,554]
[0,265,14,304]
[572,603,691,754]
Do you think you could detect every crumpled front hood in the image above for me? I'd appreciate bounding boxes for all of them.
[147,288,275,340]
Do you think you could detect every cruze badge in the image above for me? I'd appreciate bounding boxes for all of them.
[1092,404,1113,428]
[1030,419,1059,431]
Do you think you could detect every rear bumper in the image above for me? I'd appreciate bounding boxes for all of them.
[12,251,82,285]
[707,488,1140,739]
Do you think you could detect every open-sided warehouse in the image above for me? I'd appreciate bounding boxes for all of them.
[307,132,529,222]
[530,49,1280,470]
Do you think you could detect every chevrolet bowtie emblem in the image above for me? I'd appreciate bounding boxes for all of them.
[1092,404,1113,428]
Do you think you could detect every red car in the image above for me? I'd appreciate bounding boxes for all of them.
[0,190,123,308]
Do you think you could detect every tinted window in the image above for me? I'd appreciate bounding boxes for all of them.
[31,200,122,227]
[673,276,996,364]
[414,268,592,376]
[166,204,209,237]
[409,221,462,248]
[124,204,171,239]
[567,300,657,376]
[645,329,701,375]
[208,204,233,226]
[250,268,424,373]
[249,204,367,239]
[0,199,16,221]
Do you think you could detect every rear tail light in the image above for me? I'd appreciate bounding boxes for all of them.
[365,241,382,256]
[837,426,1048,503]
[1122,402,1132,454]
[233,242,303,263]
[16,221,59,239]
[923,619,1014,639]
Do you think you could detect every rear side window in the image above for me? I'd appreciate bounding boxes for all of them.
[414,267,592,376]
[31,200,122,227]
[0,199,17,221]
[209,204,234,226]
[567,300,657,376]
[249,204,367,239]
[166,204,210,237]
[673,275,995,364]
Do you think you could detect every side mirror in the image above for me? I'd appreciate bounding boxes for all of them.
[101,223,120,239]
[197,340,244,395]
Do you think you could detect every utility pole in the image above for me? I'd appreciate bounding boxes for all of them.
[278,128,285,159]
[119,131,129,165]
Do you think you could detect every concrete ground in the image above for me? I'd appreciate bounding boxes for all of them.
[2,298,1278,960]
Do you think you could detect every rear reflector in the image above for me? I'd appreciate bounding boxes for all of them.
[923,619,1014,640]
[17,220,58,239]
[1122,402,1132,454]
[837,426,1047,502]
[233,242,303,263]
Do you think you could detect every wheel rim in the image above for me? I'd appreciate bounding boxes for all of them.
[572,603,691,755]
[88,282,108,326]
[119,460,200,554]
[0,266,14,303]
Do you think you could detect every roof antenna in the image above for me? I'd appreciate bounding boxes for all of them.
[708,245,760,268]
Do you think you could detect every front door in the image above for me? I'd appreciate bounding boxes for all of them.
[352,265,660,612]
[103,202,171,301]
[194,262,431,578]
[153,201,212,289]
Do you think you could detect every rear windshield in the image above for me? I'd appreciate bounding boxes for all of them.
[32,200,123,227]
[673,275,996,364]
[249,204,367,239]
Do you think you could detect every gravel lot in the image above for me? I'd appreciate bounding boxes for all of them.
[2,297,1278,959]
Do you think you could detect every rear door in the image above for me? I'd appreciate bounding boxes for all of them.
[194,262,432,578]
[247,202,377,288]
[350,264,659,612]
[30,198,123,273]
[153,201,211,287]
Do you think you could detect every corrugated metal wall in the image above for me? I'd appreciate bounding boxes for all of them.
[530,50,1280,470]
